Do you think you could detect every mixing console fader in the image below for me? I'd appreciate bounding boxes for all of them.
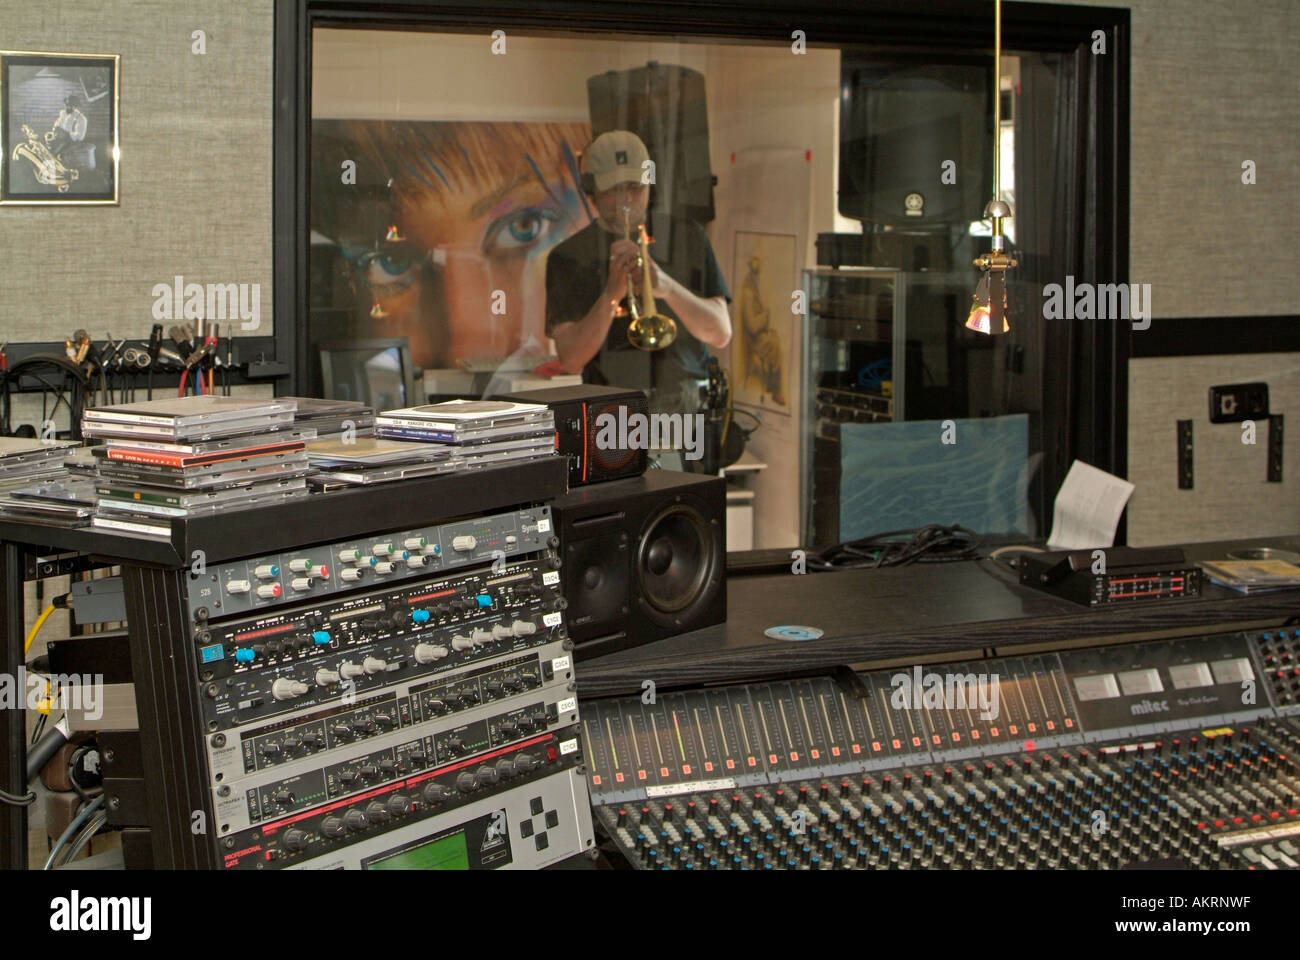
[181,503,594,870]
[585,631,1300,869]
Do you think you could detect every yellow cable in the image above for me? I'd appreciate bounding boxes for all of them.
[25,604,55,654]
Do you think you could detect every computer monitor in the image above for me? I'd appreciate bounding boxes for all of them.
[318,338,418,411]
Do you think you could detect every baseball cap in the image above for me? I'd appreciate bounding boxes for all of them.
[585,131,650,193]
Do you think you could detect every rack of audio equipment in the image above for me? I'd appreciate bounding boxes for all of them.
[0,456,598,869]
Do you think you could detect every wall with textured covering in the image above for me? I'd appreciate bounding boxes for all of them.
[1007,0,1298,319]
[0,1,274,345]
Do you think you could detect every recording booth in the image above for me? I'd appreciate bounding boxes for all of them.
[2,0,1298,923]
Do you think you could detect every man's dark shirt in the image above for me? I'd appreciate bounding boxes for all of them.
[545,212,730,409]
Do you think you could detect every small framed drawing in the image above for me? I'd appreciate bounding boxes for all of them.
[1,50,119,205]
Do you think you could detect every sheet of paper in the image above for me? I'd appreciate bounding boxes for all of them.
[1047,460,1135,550]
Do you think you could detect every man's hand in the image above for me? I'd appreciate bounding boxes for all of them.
[605,239,640,299]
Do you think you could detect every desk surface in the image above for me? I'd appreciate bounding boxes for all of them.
[576,535,1300,697]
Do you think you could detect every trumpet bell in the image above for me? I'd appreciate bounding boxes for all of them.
[627,313,677,351]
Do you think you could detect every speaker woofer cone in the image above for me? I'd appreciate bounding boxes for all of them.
[637,502,717,617]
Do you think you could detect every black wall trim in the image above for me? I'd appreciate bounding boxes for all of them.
[1130,316,1300,359]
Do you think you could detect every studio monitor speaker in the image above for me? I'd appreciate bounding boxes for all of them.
[500,384,648,487]
[549,470,726,659]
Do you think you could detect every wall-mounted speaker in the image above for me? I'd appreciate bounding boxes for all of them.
[549,471,726,659]
[500,384,648,487]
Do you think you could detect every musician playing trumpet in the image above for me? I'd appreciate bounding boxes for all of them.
[545,131,730,466]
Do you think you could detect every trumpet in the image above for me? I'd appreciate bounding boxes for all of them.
[619,206,677,351]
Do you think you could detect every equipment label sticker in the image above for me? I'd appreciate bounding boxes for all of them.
[543,571,560,586]
[537,518,551,534]
[200,644,225,664]
[559,738,578,755]
[543,612,563,628]
[558,697,577,715]
[551,656,571,672]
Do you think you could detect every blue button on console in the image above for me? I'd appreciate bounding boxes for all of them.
[476,595,492,607]
[234,647,256,663]
[412,609,432,623]
[312,630,332,645]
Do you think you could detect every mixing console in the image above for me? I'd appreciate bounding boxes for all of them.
[584,628,1300,869]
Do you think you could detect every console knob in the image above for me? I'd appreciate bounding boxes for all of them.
[271,678,309,701]
[492,623,514,640]
[514,753,538,773]
[414,643,449,664]
[282,827,308,852]
[422,783,448,805]
[315,667,340,686]
[255,584,281,599]
[471,628,494,646]
[451,634,474,652]
[374,561,395,575]
[330,723,354,742]
[406,555,428,569]
[343,809,369,831]
[363,656,388,675]
[225,579,251,594]
[338,548,363,563]
[372,542,394,556]
[340,567,364,582]
[511,620,537,637]
[290,577,314,592]
[365,801,391,824]
[495,758,516,779]
[321,816,345,838]
[456,771,479,792]
[253,564,279,579]
[387,793,412,816]
[404,536,427,550]
[476,765,500,786]
[451,535,477,552]
[339,661,365,680]
[287,558,313,574]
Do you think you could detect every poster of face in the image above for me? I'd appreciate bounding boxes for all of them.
[1,51,119,204]
[731,231,794,414]
[311,120,594,371]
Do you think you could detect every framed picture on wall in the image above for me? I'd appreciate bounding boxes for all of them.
[732,230,795,415]
[0,50,119,205]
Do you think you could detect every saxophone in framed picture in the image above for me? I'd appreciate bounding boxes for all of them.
[11,122,79,192]
[0,50,119,205]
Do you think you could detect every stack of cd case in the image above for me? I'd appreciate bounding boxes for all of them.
[0,438,81,492]
[81,396,313,538]
[306,433,552,486]
[282,397,375,439]
[0,476,98,528]
[374,399,553,443]
[313,400,555,485]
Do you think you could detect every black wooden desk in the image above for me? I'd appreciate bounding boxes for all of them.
[576,536,1300,697]
[0,458,567,870]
